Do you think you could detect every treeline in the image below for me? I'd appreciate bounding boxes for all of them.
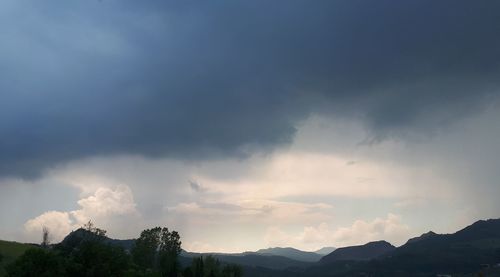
[184,256,242,277]
[5,221,242,277]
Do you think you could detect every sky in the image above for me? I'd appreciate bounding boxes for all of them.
[1,0,500,253]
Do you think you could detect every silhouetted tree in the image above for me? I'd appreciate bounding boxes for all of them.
[192,256,204,277]
[41,226,50,248]
[159,229,182,277]
[132,226,182,276]
[68,240,132,276]
[82,220,107,237]
[203,256,221,277]
[55,222,108,254]
[8,223,135,277]
[188,256,242,277]
[221,264,243,277]
[8,223,188,277]
[132,227,162,269]
[6,248,68,277]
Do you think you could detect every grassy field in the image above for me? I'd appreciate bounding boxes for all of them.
[0,240,35,277]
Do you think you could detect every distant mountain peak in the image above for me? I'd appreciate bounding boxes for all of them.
[364,240,393,246]
[254,247,323,262]
[258,246,295,251]
[320,240,395,263]
[406,231,438,244]
[58,228,135,252]
[314,246,336,255]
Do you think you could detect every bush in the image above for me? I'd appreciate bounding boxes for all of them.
[6,248,68,277]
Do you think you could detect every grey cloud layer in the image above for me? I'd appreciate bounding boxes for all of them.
[1,0,500,177]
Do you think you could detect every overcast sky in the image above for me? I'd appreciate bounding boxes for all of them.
[1,0,500,252]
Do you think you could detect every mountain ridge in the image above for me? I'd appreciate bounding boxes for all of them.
[320,240,395,263]
[253,247,323,262]
[314,246,336,255]
[4,218,500,276]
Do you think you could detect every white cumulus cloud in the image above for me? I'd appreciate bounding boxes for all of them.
[24,185,139,243]
[265,213,411,251]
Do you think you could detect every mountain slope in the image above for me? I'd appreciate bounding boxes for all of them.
[58,228,135,252]
[320,241,395,263]
[254,247,323,262]
[182,246,325,267]
[314,247,336,255]
[182,252,312,270]
[335,218,500,276]
[405,231,437,244]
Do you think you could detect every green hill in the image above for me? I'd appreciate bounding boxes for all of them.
[0,240,36,277]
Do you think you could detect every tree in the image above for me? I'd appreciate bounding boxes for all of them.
[6,248,67,277]
[9,224,133,277]
[159,230,182,276]
[203,256,221,277]
[41,226,51,248]
[188,256,242,277]
[68,240,132,277]
[132,227,162,269]
[132,226,182,276]
[56,221,108,254]
[192,256,204,277]
[184,255,243,277]
[221,264,243,277]
[82,220,107,237]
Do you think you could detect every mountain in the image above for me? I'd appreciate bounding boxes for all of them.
[320,241,395,263]
[4,218,500,277]
[369,218,500,274]
[316,218,500,276]
[58,228,135,252]
[253,247,323,262]
[405,230,437,244]
[107,237,135,251]
[392,218,500,259]
[182,246,324,267]
[314,247,336,255]
[181,250,244,258]
[182,252,312,270]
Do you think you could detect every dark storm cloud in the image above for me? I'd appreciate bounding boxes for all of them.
[1,0,500,178]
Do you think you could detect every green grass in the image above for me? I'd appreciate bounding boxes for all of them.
[0,240,36,277]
